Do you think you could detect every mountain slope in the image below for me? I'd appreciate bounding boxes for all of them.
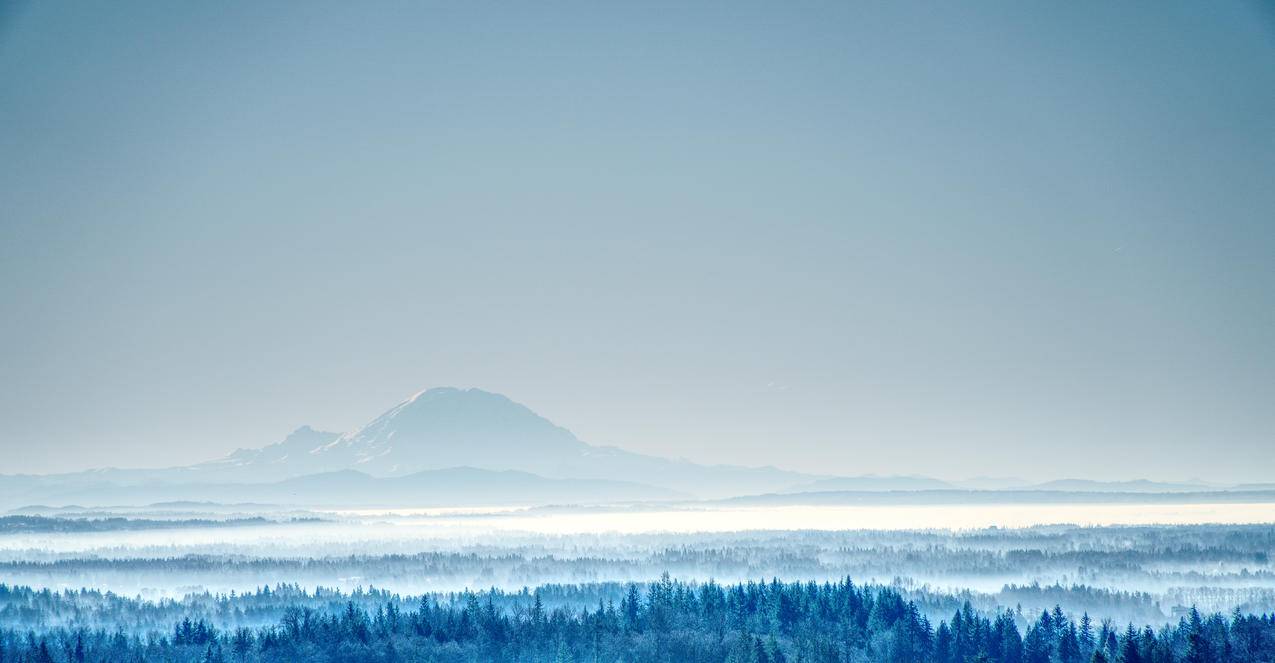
[1024,479,1215,493]
[312,388,589,475]
[210,387,822,498]
[786,475,956,492]
[0,467,681,509]
[188,426,342,481]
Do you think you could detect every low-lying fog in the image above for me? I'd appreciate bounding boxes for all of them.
[4,502,1274,558]
[3,501,1273,622]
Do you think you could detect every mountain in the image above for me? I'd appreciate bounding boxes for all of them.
[0,467,681,509]
[786,475,956,492]
[1023,479,1216,493]
[952,476,1032,490]
[187,425,341,481]
[11,386,1241,508]
[716,488,1275,507]
[0,387,822,506]
[1230,483,1275,492]
[308,388,590,476]
[269,467,683,505]
[194,387,823,498]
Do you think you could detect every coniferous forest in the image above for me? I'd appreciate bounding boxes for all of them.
[3,519,1275,661]
[2,576,1273,662]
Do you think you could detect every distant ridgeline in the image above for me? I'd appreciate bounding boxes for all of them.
[0,515,319,533]
[0,578,1271,663]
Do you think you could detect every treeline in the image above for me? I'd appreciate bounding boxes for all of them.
[1,576,1273,662]
[0,516,317,534]
[0,580,1162,635]
[5,524,1275,617]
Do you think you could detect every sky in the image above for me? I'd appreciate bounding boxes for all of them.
[1,1,1272,482]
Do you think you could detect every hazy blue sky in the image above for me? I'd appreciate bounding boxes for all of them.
[2,2,1272,481]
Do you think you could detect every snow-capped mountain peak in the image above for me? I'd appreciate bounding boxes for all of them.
[307,387,589,475]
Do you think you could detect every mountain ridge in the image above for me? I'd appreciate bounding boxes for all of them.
[0,466,682,509]
[185,387,824,498]
[0,387,1259,507]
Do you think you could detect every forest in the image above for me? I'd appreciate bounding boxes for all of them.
[2,576,1272,662]
[4,522,1272,620]
[3,515,1274,661]
[0,516,307,534]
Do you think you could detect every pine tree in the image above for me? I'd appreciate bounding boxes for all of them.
[34,640,53,663]
[1024,625,1051,663]
[1059,623,1082,663]
[934,621,953,663]
[553,640,574,663]
[1119,624,1141,663]
[1079,613,1096,656]
[531,593,546,627]
[754,636,772,663]
[1184,607,1211,663]
[202,641,224,663]
[622,584,641,632]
